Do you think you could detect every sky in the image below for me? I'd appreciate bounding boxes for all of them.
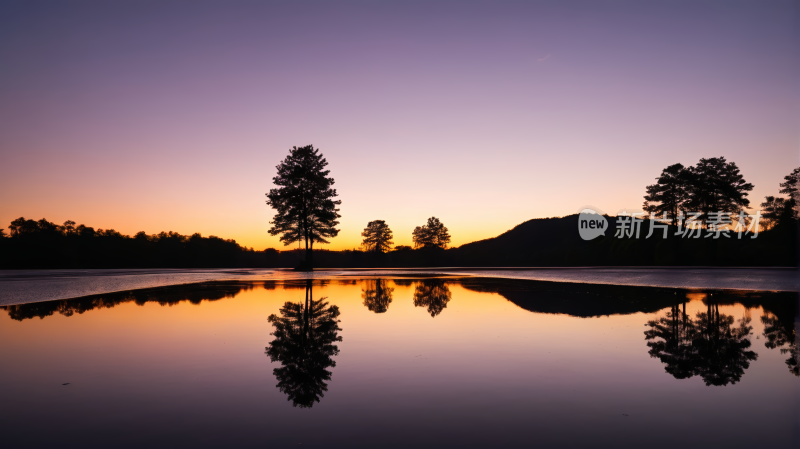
[0,0,797,250]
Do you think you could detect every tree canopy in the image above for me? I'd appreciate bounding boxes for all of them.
[758,166,799,230]
[361,220,394,253]
[266,145,341,269]
[779,167,799,203]
[684,157,753,222]
[643,163,688,226]
[777,167,799,220]
[642,157,753,226]
[412,217,451,249]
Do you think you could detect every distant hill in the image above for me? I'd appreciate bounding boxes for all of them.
[454,215,592,266]
[449,214,796,267]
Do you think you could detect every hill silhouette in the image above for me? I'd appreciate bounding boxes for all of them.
[450,214,796,267]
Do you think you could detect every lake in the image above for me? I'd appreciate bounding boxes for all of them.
[0,277,798,448]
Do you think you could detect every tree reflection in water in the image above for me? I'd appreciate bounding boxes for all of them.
[644,302,697,379]
[361,279,394,313]
[693,303,757,386]
[761,314,800,377]
[265,280,342,408]
[413,279,451,317]
[645,302,757,386]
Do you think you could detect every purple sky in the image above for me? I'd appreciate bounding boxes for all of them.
[1,0,797,249]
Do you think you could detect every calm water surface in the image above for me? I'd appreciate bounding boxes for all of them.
[1,278,798,448]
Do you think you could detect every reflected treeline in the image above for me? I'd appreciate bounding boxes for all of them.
[412,279,451,317]
[265,280,342,408]
[645,302,757,386]
[361,279,394,313]
[1,282,254,321]
[359,278,452,317]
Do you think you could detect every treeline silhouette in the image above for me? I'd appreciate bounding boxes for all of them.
[0,217,266,268]
[0,214,795,268]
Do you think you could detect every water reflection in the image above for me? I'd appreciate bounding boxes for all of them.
[761,313,800,377]
[265,280,342,408]
[361,279,393,313]
[456,278,798,383]
[0,282,254,321]
[412,279,451,317]
[645,302,758,386]
[644,303,696,379]
[2,277,797,386]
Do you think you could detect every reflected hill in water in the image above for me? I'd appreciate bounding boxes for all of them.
[457,277,798,319]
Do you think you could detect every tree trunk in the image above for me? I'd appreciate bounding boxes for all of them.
[304,232,312,271]
[308,238,314,271]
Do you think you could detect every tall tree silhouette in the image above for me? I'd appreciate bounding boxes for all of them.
[684,157,753,226]
[266,145,341,270]
[361,220,394,253]
[779,167,800,217]
[643,163,689,226]
[412,217,451,249]
[265,280,342,408]
[692,303,757,386]
[361,279,394,313]
[644,302,698,379]
[412,279,451,317]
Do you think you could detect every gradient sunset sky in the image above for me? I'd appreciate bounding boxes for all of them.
[1,0,797,250]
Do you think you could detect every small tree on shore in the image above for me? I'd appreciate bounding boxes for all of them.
[412,217,451,249]
[266,145,341,270]
[361,220,394,253]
